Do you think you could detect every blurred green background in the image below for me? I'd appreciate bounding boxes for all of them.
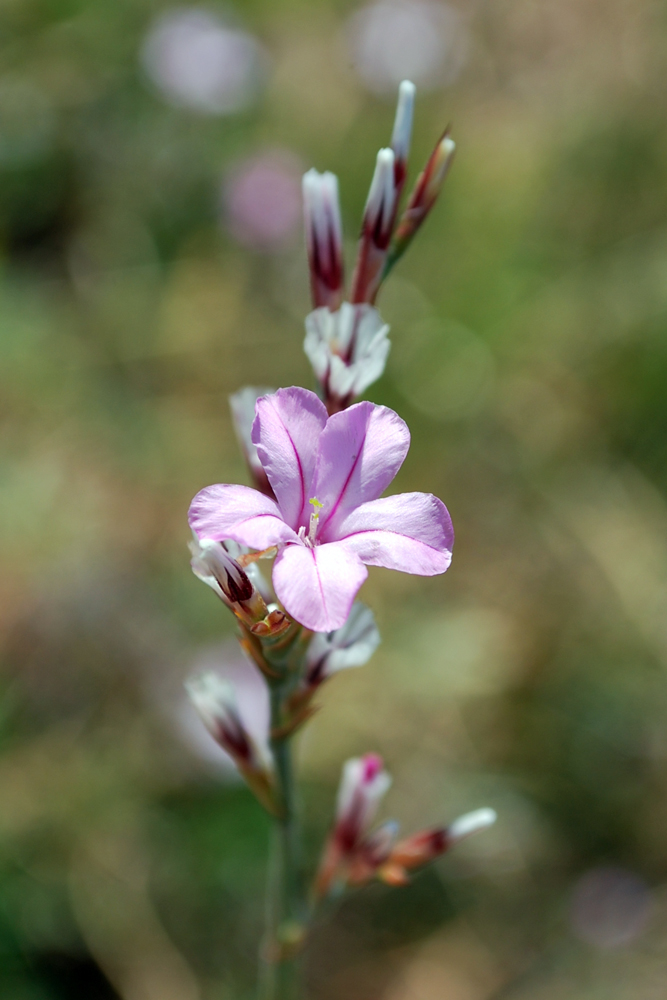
[2,0,667,996]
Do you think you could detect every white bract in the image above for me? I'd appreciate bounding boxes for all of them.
[304,303,390,401]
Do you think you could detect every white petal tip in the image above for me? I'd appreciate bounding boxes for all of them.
[448,808,497,842]
[398,79,416,97]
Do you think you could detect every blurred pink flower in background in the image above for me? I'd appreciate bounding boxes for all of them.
[346,0,468,94]
[570,866,654,949]
[141,8,265,114]
[222,151,303,250]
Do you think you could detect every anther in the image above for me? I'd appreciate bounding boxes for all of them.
[308,497,323,545]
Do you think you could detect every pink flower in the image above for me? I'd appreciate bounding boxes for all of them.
[188,387,453,631]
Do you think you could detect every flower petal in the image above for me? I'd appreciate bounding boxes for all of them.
[189,484,297,550]
[313,401,410,539]
[252,387,328,530]
[272,542,368,632]
[335,492,454,574]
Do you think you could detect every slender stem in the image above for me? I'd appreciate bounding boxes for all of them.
[260,680,307,1000]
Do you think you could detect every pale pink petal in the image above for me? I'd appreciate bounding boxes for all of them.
[189,484,298,549]
[272,542,368,632]
[312,401,410,539]
[335,492,453,574]
[252,387,328,530]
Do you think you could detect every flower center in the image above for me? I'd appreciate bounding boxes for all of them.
[306,496,323,547]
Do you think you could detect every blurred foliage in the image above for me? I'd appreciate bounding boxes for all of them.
[2,0,667,996]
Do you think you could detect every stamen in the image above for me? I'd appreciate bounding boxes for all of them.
[308,497,323,545]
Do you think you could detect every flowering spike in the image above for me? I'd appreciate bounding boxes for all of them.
[383,131,456,279]
[302,169,345,311]
[390,80,416,183]
[350,147,397,305]
[230,387,276,499]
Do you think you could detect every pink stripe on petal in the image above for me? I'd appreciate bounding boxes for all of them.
[272,542,368,632]
[189,484,297,550]
[334,493,454,574]
[252,388,328,530]
[313,401,410,539]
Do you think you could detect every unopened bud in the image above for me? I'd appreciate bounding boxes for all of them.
[378,807,496,885]
[186,671,280,816]
[384,131,456,278]
[303,169,344,311]
[186,673,260,769]
[230,387,276,499]
[351,148,398,305]
[190,536,269,626]
[390,80,416,184]
[335,753,391,852]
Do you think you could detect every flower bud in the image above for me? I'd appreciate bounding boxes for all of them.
[186,672,263,770]
[384,131,456,278]
[390,80,416,187]
[306,601,380,687]
[335,754,391,853]
[230,387,276,499]
[302,169,344,311]
[186,671,280,815]
[303,302,390,412]
[315,754,392,897]
[377,808,497,885]
[350,148,398,305]
[189,536,270,628]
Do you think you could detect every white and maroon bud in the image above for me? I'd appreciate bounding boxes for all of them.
[334,753,392,854]
[302,169,345,311]
[384,131,456,277]
[189,536,272,630]
[229,387,276,499]
[303,302,390,412]
[186,671,280,815]
[306,601,380,687]
[315,753,392,897]
[390,80,416,185]
[186,672,264,771]
[221,537,274,605]
[377,807,497,885]
[190,536,255,604]
[350,147,397,305]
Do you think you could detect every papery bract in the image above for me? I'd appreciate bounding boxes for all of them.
[189,386,453,631]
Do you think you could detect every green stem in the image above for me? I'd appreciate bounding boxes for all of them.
[260,678,307,1000]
